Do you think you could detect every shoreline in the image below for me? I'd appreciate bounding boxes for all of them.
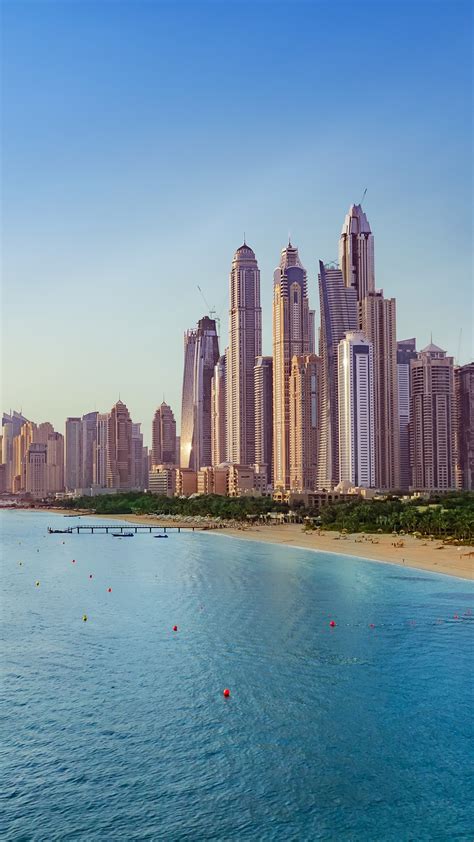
[11,508,473,581]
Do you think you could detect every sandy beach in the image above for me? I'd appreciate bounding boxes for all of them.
[35,509,474,581]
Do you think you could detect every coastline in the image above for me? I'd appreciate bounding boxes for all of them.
[20,508,474,581]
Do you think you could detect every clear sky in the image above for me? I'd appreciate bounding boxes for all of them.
[2,0,472,445]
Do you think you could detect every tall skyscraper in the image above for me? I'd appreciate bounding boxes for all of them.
[94,413,109,487]
[227,242,262,465]
[14,421,37,491]
[339,204,375,301]
[80,411,98,489]
[360,291,399,490]
[131,422,145,489]
[289,354,321,491]
[317,261,358,489]
[397,338,417,491]
[254,356,273,484]
[454,363,474,490]
[410,343,455,491]
[2,411,28,491]
[152,402,177,466]
[272,241,310,490]
[180,316,219,470]
[338,332,376,488]
[25,443,48,499]
[211,355,227,466]
[107,400,132,490]
[47,432,65,492]
[65,417,82,491]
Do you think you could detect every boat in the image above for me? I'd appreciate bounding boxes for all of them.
[111,532,134,538]
[155,533,169,539]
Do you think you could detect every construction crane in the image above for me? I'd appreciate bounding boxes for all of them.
[360,187,367,207]
[197,285,221,338]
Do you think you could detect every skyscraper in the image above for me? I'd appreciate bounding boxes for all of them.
[107,400,132,490]
[47,432,65,492]
[339,204,375,301]
[211,355,227,466]
[94,413,109,487]
[180,316,219,470]
[14,421,37,491]
[81,411,98,488]
[454,363,474,490]
[410,343,455,491]
[317,261,358,489]
[227,242,262,465]
[289,354,321,491]
[338,332,376,488]
[272,241,310,491]
[2,411,28,491]
[397,338,417,491]
[65,417,82,491]
[254,356,273,484]
[152,402,177,466]
[360,292,400,490]
[25,443,48,499]
[131,422,145,489]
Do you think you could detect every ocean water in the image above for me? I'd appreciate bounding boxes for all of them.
[0,510,472,841]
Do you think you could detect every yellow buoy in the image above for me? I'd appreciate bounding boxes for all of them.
[35,581,40,587]
[82,614,88,622]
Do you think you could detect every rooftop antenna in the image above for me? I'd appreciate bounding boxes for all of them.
[197,285,221,339]
[243,231,246,245]
[360,187,367,207]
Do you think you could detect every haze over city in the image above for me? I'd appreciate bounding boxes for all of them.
[2,1,472,443]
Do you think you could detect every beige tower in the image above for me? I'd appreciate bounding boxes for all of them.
[272,242,310,491]
[410,343,455,491]
[25,443,48,499]
[454,363,474,490]
[152,402,177,466]
[360,291,400,490]
[211,355,226,466]
[107,400,133,490]
[289,354,321,491]
[227,243,261,465]
[47,432,65,492]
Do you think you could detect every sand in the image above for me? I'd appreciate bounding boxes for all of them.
[34,509,474,581]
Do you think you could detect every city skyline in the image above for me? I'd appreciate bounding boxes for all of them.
[2,1,471,443]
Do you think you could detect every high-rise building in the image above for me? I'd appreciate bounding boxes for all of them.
[36,422,54,444]
[338,332,376,488]
[2,411,28,491]
[14,421,37,491]
[25,443,48,499]
[107,400,132,490]
[272,241,310,491]
[131,423,145,489]
[254,356,273,484]
[410,343,455,491]
[47,432,65,492]
[454,363,474,490]
[152,402,177,466]
[308,310,316,355]
[227,242,262,465]
[317,261,358,489]
[289,354,321,492]
[211,355,227,466]
[339,204,375,302]
[65,417,82,491]
[180,316,219,470]
[360,291,399,490]
[94,413,109,487]
[81,412,98,488]
[397,338,417,491]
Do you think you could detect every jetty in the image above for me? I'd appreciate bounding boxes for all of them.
[47,523,218,535]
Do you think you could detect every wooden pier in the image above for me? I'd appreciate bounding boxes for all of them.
[47,524,209,535]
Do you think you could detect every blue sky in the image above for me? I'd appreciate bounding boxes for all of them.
[2,0,472,444]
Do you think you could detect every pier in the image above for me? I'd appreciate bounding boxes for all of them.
[47,524,214,535]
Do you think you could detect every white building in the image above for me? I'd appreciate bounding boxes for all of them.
[338,332,375,488]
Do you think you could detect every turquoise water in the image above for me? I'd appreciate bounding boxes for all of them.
[1,510,473,841]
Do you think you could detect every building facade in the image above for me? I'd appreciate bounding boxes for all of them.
[339,203,375,302]
[254,356,273,485]
[81,411,98,489]
[107,400,133,490]
[454,363,474,490]
[338,332,376,488]
[25,443,48,499]
[317,261,358,489]
[397,338,417,491]
[152,402,177,466]
[211,355,227,467]
[272,241,310,491]
[180,316,219,470]
[65,417,82,491]
[227,243,262,465]
[360,292,399,490]
[47,432,65,492]
[410,343,455,491]
[289,354,321,492]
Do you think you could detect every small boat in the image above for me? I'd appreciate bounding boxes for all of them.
[112,532,134,538]
[155,533,169,539]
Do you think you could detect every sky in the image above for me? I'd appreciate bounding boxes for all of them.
[2,0,472,446]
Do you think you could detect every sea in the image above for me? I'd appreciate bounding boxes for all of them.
[1,509,473,841]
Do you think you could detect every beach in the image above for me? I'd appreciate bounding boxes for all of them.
[37,509,474,580]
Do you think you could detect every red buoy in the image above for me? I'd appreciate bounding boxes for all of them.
[223,688,230,698]
[108,588,112,593]
[453,613,459,619]
[172,625,178,632]
[369,623,375,628]
[72,559,76,564]
[329,620,336,627]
